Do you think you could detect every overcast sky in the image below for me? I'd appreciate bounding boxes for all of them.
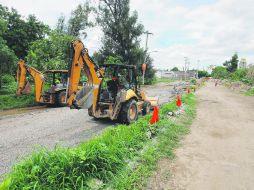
[0,0,253,70]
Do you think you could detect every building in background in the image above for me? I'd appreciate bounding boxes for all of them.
[239,58,247,69]
[155,69,197,80]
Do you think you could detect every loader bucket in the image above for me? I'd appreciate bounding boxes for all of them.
[21,81,32,95]
[74,86,94,109]
[146,96,159,108]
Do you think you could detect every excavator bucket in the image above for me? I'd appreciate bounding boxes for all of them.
[146,96,159,108]
[21,81,32,95]
[74,86,94,109]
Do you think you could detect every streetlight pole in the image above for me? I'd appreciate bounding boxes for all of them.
[142,31,153,85]
[197,59,200,79]
[144,31,153,51]
[184,57,188,80]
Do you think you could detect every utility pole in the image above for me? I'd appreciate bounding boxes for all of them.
[197,59,200,79]
[143,31,153,85]
[184,57,189,80]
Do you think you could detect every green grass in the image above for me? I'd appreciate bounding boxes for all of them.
[245,88,254,96]
[154,78,175,84]
[0,93,35,110]
[0,93,196,190]
[0,83,16,95]
[0,82,37,110]
[108,93,196,189]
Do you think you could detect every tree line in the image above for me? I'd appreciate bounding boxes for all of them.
[211,53,254,85]
[0,0,155,89]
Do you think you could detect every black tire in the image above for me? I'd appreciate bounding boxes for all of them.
[55,91,67,107]
[142,101,151,115]
[88,106,93,117]
[120,99,138,124]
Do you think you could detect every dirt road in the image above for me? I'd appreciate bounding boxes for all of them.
[0,83,177,178]
[148,82,254,190]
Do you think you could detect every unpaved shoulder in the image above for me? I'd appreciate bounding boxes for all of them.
[146,82,254,190]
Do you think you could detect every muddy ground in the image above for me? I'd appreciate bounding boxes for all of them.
[0,82,180,178]
[147,82,254,190]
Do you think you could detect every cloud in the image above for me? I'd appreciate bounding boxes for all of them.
[131,0,254,70]
[0,0,85,27]
[1,0,254,70]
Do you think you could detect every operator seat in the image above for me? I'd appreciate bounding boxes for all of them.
[107,77,120,98]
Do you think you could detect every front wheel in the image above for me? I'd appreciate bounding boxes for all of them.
[88,106,93,117]
[142,101,151,115]
[120,99,138,124]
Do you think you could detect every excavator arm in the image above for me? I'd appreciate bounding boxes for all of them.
[66,40,104,113]
[16,59,45,102]
[16,60,27,96]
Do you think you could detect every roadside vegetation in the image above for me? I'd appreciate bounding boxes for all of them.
[154,77,175,84]
[0,93,196,189]
[0,74,35,110]
[245,88,254,96]
[211,53,254,96]
[0,94,35,110]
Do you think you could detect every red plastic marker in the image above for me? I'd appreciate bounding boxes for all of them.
[187,88,190,94]
[176,95,182,107]
[150,106,159,124]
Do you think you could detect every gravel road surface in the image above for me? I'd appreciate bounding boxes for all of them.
[0,83,176,178]
[147,82,254,190]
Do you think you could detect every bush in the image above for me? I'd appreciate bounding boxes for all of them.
[211,66,229,79]
[0,74,16,95]
[245,88,254,96]
[198,70,209,78]
[190,78,197,85]
[229,69,247,81]
[246,66,254,84]
[2,74,15,85]
[0,93,35,109]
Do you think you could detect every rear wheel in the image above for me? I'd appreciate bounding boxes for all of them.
[55,91,67,107]
[120,99,138,124]
[142,101,151,115]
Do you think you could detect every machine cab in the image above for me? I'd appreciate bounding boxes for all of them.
[99,64,138,102]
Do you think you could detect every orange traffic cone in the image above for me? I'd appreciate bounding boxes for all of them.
[176,95,182,108]
[187,88,190,94]
[150,106,159,124]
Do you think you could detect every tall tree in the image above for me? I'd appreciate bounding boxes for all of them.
[223,53,239,72]
[96,0,144,65]
[56,1,93,38]
[171,67,179,71]
[26,32,75,71]
[0,19,17,88]
[56,15,66,34]
[0,5,48,58]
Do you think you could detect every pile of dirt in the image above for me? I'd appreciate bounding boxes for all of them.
[223,80,252,93]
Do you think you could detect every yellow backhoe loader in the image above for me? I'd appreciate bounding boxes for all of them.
[66,40,158,123]
[16,60,68,106]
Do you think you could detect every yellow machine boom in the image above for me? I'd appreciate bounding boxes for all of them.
[67,40,104,114]
[16,59,44,102]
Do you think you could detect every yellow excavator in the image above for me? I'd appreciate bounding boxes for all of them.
[16,60,68,106]
[66,40,158,123]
